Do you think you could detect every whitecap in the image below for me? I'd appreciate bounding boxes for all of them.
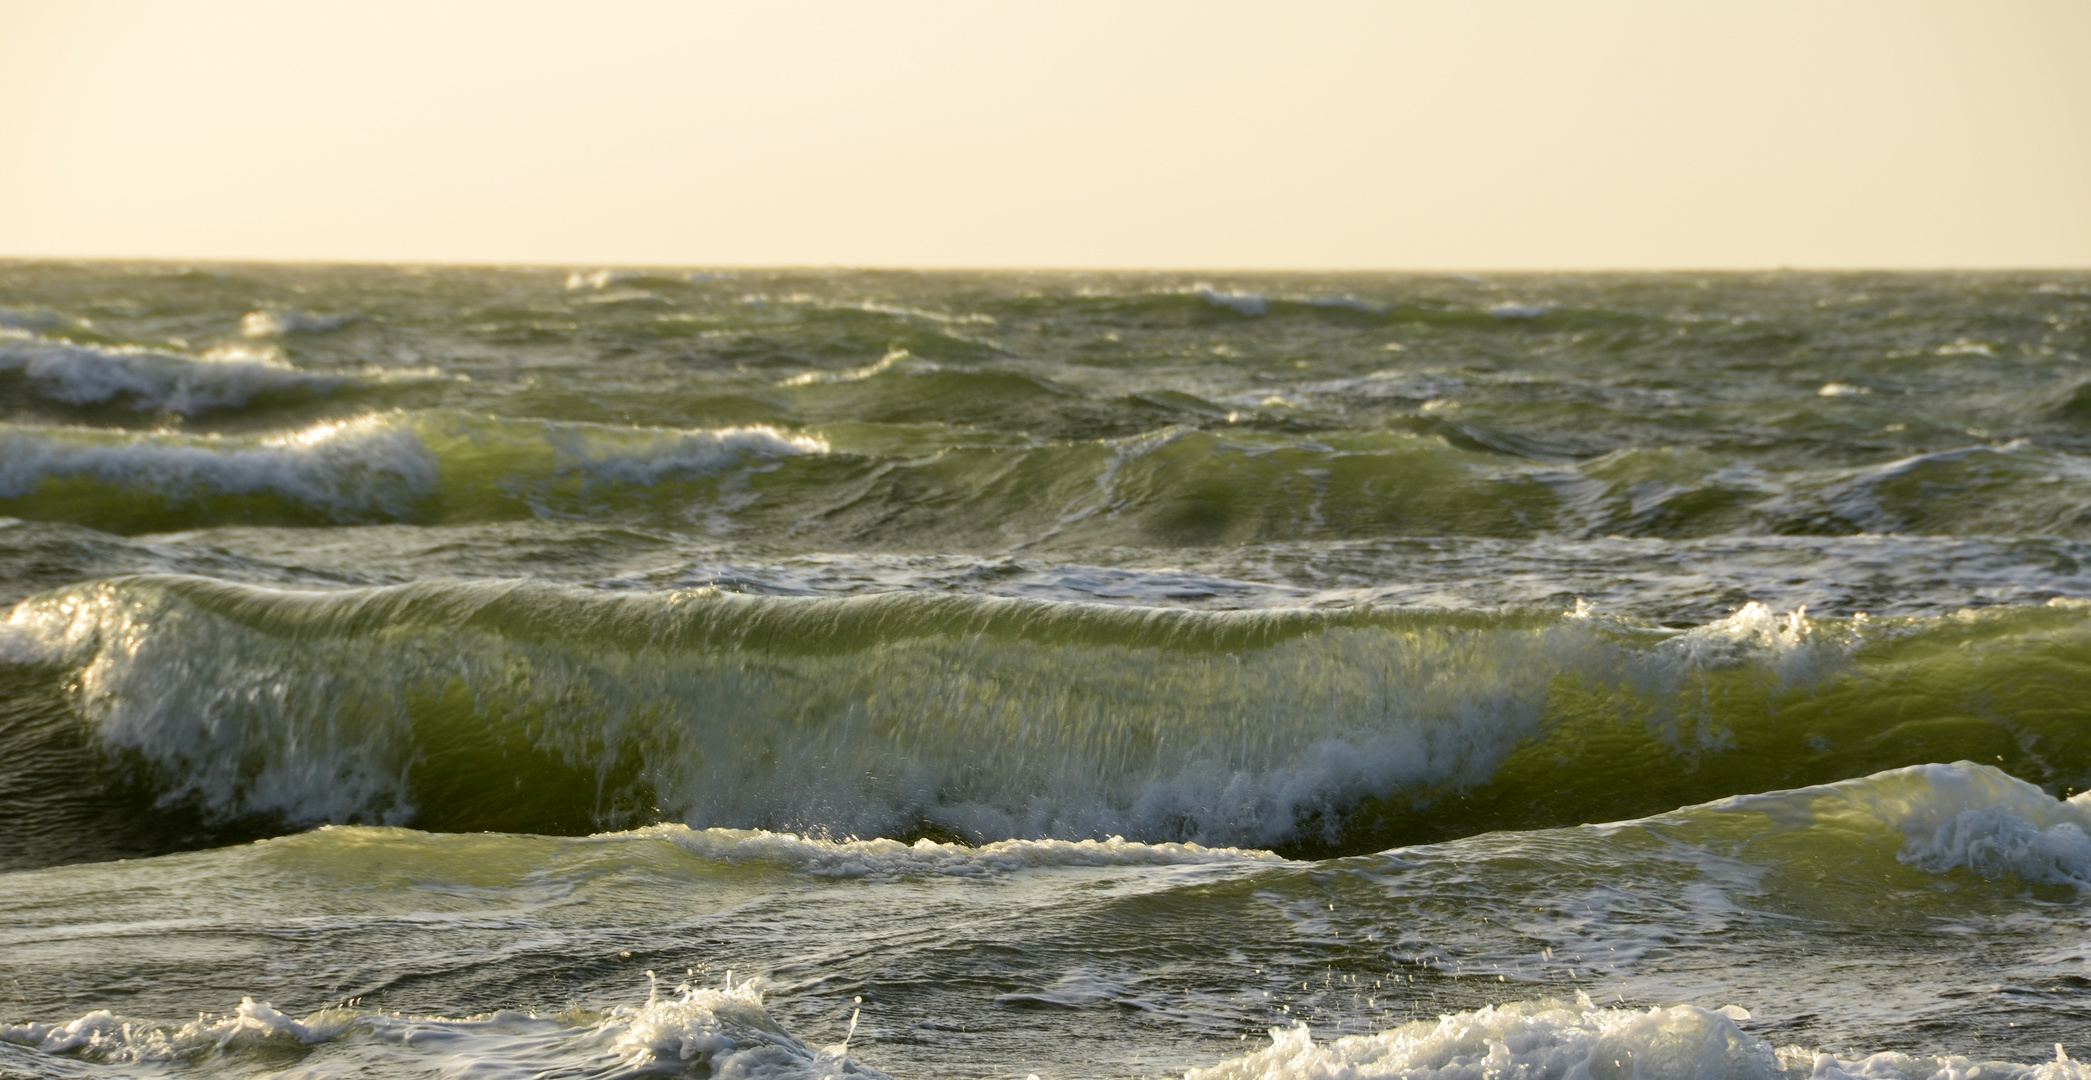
[1200,288,1271,317]
[0,980,890,1079]
[240,310,354,337]
[778,348,915,387]
[644,826,1284,879]
[0,337,343,414]
[0,415,441,515]
[1186,997,2089,1080]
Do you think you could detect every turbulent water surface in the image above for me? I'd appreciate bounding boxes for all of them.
[4,263,2091,1078]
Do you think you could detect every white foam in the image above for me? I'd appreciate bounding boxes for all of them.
[540,421,829,486]
[844,300,997,326]
[1489,302,1551,319]
[1907,803,2091,886]
[565,269,620,290]
[0,998,353,1064]
[1935,338,1997,357]
[1200,288,1271,317]
[778,348,915,387]
[643,826,1285,878]
[1716,762,2091,888]
[1817,382,1871,397]
[0,980,890,1079]
[1650,602,1851,699]
[0,415,441,517]
[0,337,342,414]
[240,310,353,336]
[1186,997,2090,1080]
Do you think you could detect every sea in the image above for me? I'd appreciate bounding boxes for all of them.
[2,263,2090,1079]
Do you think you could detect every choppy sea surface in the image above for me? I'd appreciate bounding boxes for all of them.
[3,263,2091,1079]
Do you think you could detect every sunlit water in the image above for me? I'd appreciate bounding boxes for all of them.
[3,264,2091,1078]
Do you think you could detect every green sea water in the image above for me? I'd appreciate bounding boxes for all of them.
[3,263,2091,1078]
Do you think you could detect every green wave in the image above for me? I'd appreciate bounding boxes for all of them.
[4,576,2088,868]
[7,411,2091,545]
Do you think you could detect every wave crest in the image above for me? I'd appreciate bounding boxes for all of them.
[0,336,341,415]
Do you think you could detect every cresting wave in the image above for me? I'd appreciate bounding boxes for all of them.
[8,410,2091,544]
[1193,998,2088,1080]
[0,413,828,531]
[1699,761,2091,889]
[0,333,431,416]
[3,574,2088,864]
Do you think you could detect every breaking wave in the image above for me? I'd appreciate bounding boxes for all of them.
[0,336,345,416]
[1192,997,2088,1080]
[3,574,2089,864]
[0,414,828,531]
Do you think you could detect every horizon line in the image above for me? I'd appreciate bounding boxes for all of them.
[5,254,2089,276]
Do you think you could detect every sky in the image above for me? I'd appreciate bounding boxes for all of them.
[2,0,2087,270]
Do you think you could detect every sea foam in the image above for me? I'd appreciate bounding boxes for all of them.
[1717,761,2091,889]
[0,979,888,1079]
[1187,997,2088,1080]
[239,310,354,336]
[646,826,1285,878]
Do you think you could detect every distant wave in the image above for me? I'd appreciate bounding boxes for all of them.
[0,413,829,530]
[0,335,343,415]
[239,310,354,336]
[0,415,441,521]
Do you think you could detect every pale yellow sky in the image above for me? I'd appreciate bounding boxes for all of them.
[2,0,2086,269]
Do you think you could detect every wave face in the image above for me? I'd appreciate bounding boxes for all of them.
[4,264,2091,1079]
[6,576,2091,866]
[0,414,825,531]
[8,417,2091,544]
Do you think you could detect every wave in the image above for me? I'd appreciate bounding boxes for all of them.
[0,414,827,532]
[238,309,354,336]
[14,407,2089,544]
[4,576,2089,865]
[1191,997,2087,1080]
[644,825,1282,879]
[0,416,441,525]
[1702,761,2091,890]
[0,335,346,416]
[1200,287,1272,317]
[7,982,2082,1080]
[0,978,887,1080]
